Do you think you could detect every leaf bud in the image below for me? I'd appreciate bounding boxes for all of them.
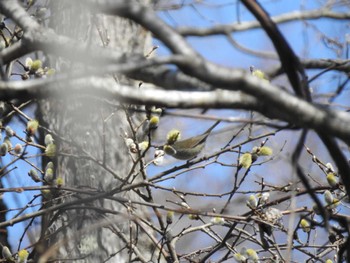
[25,57,33,69]
[166,129,181,145]
[26,120,39,135]
[324,190,334,205]
[14,143,23,154]
[2,246,13,260]
[166,211,174,224]
[5,126,14,137]
[149,116,160,129]
[44,168,54,183]
[246,248,259,262]
[45,161,54,170]
[46,68,56,76]
[44,134,54,146]
[300,219,311,233]
[45,144,56,158]
[0,143,8,156]
[138,141,149,152]
[211,216,225,225]
[3,136,12,149]
[326,173,338,187]
[247,194,258,209]
[239,153,252,168]
[233,253,246,263]
[17,249,29,263]
[56,177,64,187]
[28,169,40,182]
[258,146,273,156]
[258,192,270,204]
[29,59,42,73]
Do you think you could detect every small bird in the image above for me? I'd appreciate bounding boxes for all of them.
[163,120,220,160]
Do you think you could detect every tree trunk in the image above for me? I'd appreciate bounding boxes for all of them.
[36,1,156,262]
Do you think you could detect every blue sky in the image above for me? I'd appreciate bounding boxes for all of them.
[149,1,349,261]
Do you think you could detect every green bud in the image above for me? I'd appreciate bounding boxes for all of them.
[17,249,29,263]
[211,216,225,225]
[247,194,258,209]
[46,68,56,76]
[0,143,8,156]
[28,169,40,182]
[27,120,39,135]
[45,144,56,158]
[324,190,334,205]
[44,168,54,183]
[35,67,45,77]
[5,126,14,137]
[300,219,311,233]
[25,57,33,69]
[233,253,246,263]
[149,116,160,129]
[4,136,12,149]
[180,202,190,209]
[257,192,270,204]
[326,173,338,187]
[2,246,13,260]
[56,177,64,187]
[29,59,42,73]
[246,248,259,262]
[151,107,162,116]
[258,146,273,156]
[166,129,181,145]
[138,141,149,152]
[45,161,54,170]
[44,134,54,146]
[166,211,174,224]
[239,153,252,168]
[252,146,273,156]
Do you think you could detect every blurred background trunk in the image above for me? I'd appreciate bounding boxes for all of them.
[35,1,157,262]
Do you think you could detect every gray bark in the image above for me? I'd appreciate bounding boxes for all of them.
[37,1,158,262]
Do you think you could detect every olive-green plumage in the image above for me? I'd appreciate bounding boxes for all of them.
[164,121,220,160]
